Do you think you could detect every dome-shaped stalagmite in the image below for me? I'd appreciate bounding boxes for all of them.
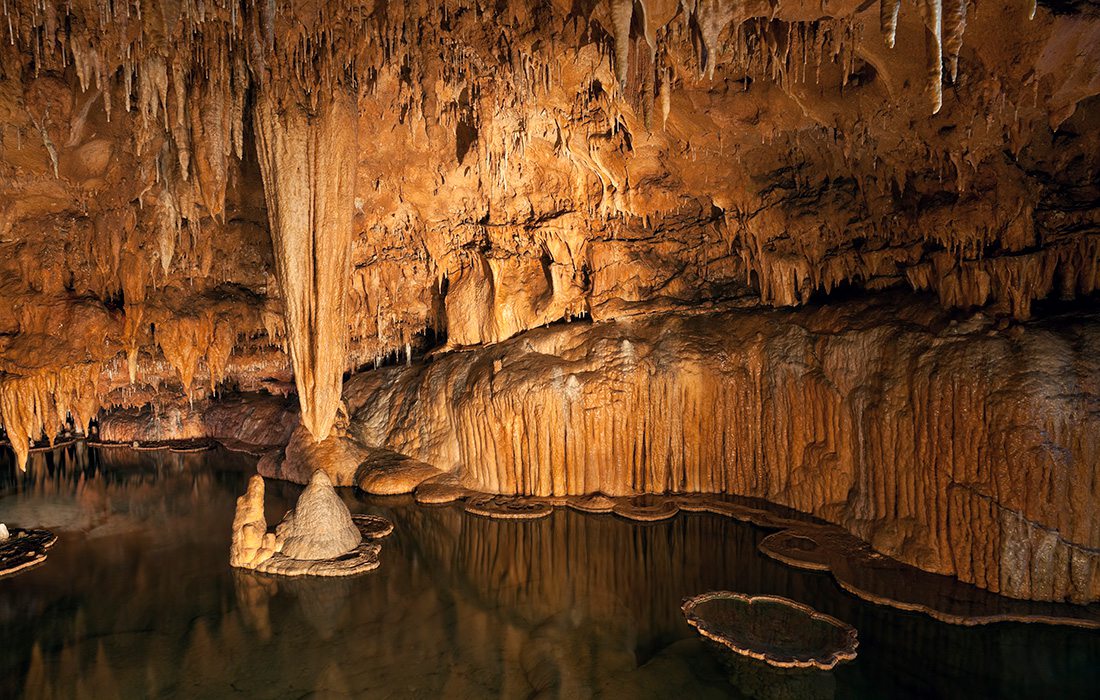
[274,471,363,561]
[229,471,391,577]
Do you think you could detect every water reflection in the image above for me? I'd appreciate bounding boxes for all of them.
[1,446,1098,699]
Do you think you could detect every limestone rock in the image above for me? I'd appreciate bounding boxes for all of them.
[0,527,57,579]
[229,475,276,569]
[414,473,473,505]
[263,424,373,486]
[356,449,442,495]
[274,471,362,561]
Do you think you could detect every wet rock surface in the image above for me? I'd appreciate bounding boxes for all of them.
[346,296,1100,603]
[0,526,56,579]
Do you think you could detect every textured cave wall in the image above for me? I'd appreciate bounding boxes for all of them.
[344,297,1100,603]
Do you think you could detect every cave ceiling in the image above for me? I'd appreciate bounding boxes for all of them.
[0,0,1098,468]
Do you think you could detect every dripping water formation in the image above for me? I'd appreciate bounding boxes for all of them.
[1,1,1099,698]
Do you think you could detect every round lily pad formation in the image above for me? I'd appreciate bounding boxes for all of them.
[612,495,680,522]
[463,495,553,520]
[353,514,395,540]
[567,493,616,514]
[0,527,58,579]
[682,591,858,670]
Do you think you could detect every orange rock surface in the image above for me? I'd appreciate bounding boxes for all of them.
[344,297,1100,603]
[0,1,1098,602]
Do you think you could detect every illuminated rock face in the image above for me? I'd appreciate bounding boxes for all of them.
[345,297,1100,603]
[0,2,1099,600]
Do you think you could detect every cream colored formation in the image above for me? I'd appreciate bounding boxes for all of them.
[230,470,390,577]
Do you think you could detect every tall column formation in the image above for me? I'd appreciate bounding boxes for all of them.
[254,91,358,442]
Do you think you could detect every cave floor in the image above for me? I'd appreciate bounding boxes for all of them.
[1,446,1098,699]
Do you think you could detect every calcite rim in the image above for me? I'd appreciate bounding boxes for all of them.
[0,528,58,579]
[611,496,680,522]
[403,486,1100,629]
[566,493,617,514]
[247,517,386,578]
[412,472,472,505]
[463,495,553,520]
[681,591,859,670]
[86,438,214,452]
[353,514,395,540]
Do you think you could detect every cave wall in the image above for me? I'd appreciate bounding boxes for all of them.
[343,297,1100,603]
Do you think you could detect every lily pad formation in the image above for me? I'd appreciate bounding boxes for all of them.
[463,495,554,520]
[682,591,858,670]
[0,527,57,579]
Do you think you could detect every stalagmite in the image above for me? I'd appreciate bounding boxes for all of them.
[230,475,276,568]
[254,90,358,442]
[0,0,1098,618]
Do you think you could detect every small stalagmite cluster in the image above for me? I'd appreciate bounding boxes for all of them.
[0,1,1098,604]
[230,470,390,577]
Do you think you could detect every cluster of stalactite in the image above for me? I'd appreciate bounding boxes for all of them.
[0,0,1095,464]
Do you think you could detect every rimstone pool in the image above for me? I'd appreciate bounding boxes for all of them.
[1,445,1098,699]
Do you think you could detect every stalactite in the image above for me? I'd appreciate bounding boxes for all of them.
[610,0,634,86]
[693,0,735,80]
[658,64,671,129]
[921,0,945,114]
[880,0,901,49]
[943,0,967,82]
[0,365,99,471]
[254,89,358,442]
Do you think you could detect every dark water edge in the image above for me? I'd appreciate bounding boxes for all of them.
[1,444,1098,699]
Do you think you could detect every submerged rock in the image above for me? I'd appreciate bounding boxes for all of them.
[275,471,362,561]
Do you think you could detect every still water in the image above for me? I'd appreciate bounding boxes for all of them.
[1,445,1098,699]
